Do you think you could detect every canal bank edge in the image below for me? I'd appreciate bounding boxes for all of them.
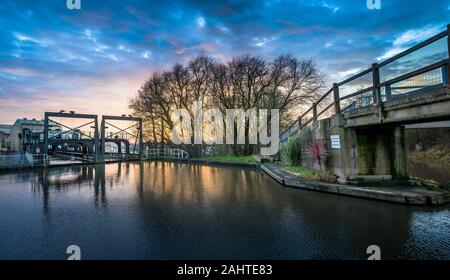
[260,164,450,206]
[151,158,450,206]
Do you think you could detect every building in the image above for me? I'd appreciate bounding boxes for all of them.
[1,118,60,154]
[0,124,12,153]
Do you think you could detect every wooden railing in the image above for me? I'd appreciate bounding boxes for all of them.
[280,24,450,143]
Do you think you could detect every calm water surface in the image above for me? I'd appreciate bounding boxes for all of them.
[0,162,449,260]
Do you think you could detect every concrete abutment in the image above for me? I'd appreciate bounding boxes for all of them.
[297,114,407,180]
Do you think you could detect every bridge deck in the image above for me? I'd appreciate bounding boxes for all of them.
[344,84,450,127]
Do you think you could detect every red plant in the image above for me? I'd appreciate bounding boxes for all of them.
[306,140,329,170]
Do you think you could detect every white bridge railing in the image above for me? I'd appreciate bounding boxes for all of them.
[146,148,189,160]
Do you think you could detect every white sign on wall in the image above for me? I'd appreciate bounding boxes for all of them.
[330,135,341,149]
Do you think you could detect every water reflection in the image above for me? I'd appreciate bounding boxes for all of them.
[31,165,107,210]
[0,162,449,259]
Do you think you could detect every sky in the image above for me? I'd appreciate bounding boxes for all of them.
[0,0,449,124]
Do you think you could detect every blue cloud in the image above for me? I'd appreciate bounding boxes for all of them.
[0,0,448,123]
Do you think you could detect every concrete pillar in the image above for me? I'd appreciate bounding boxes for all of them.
[351,126,408,178]
[354,128,393,176]
[355,130,376,175]
[393,126,407,178]
[347,127,358,176]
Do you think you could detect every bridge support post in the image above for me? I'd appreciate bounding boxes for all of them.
[43,113,49,156]
[333,83,341,114]
[372,63,382,120]
[100,117,105,162]
[94,116,100,162]
[352,127,407,178]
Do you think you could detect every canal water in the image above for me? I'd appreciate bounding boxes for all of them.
[0,162,449,260]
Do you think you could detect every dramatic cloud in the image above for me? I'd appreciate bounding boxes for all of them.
[196,16,206,28]
[377,25,445,61]
[0,0,448,123]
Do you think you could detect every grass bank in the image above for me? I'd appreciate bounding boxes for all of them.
[282,164,337,183]
[198,156,257,163]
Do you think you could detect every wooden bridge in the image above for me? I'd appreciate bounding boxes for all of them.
[280,24,450,180]
[281,24,450,143]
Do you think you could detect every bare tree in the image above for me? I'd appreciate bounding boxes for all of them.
[129,72,173,144]
[265,55,324,130]
[130,54,324,156]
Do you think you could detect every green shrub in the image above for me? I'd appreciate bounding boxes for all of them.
[282,165,337,183]
[281,137,302,166]
[311,170,337,183]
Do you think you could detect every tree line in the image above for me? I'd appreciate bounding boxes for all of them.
[129,54,324,156]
